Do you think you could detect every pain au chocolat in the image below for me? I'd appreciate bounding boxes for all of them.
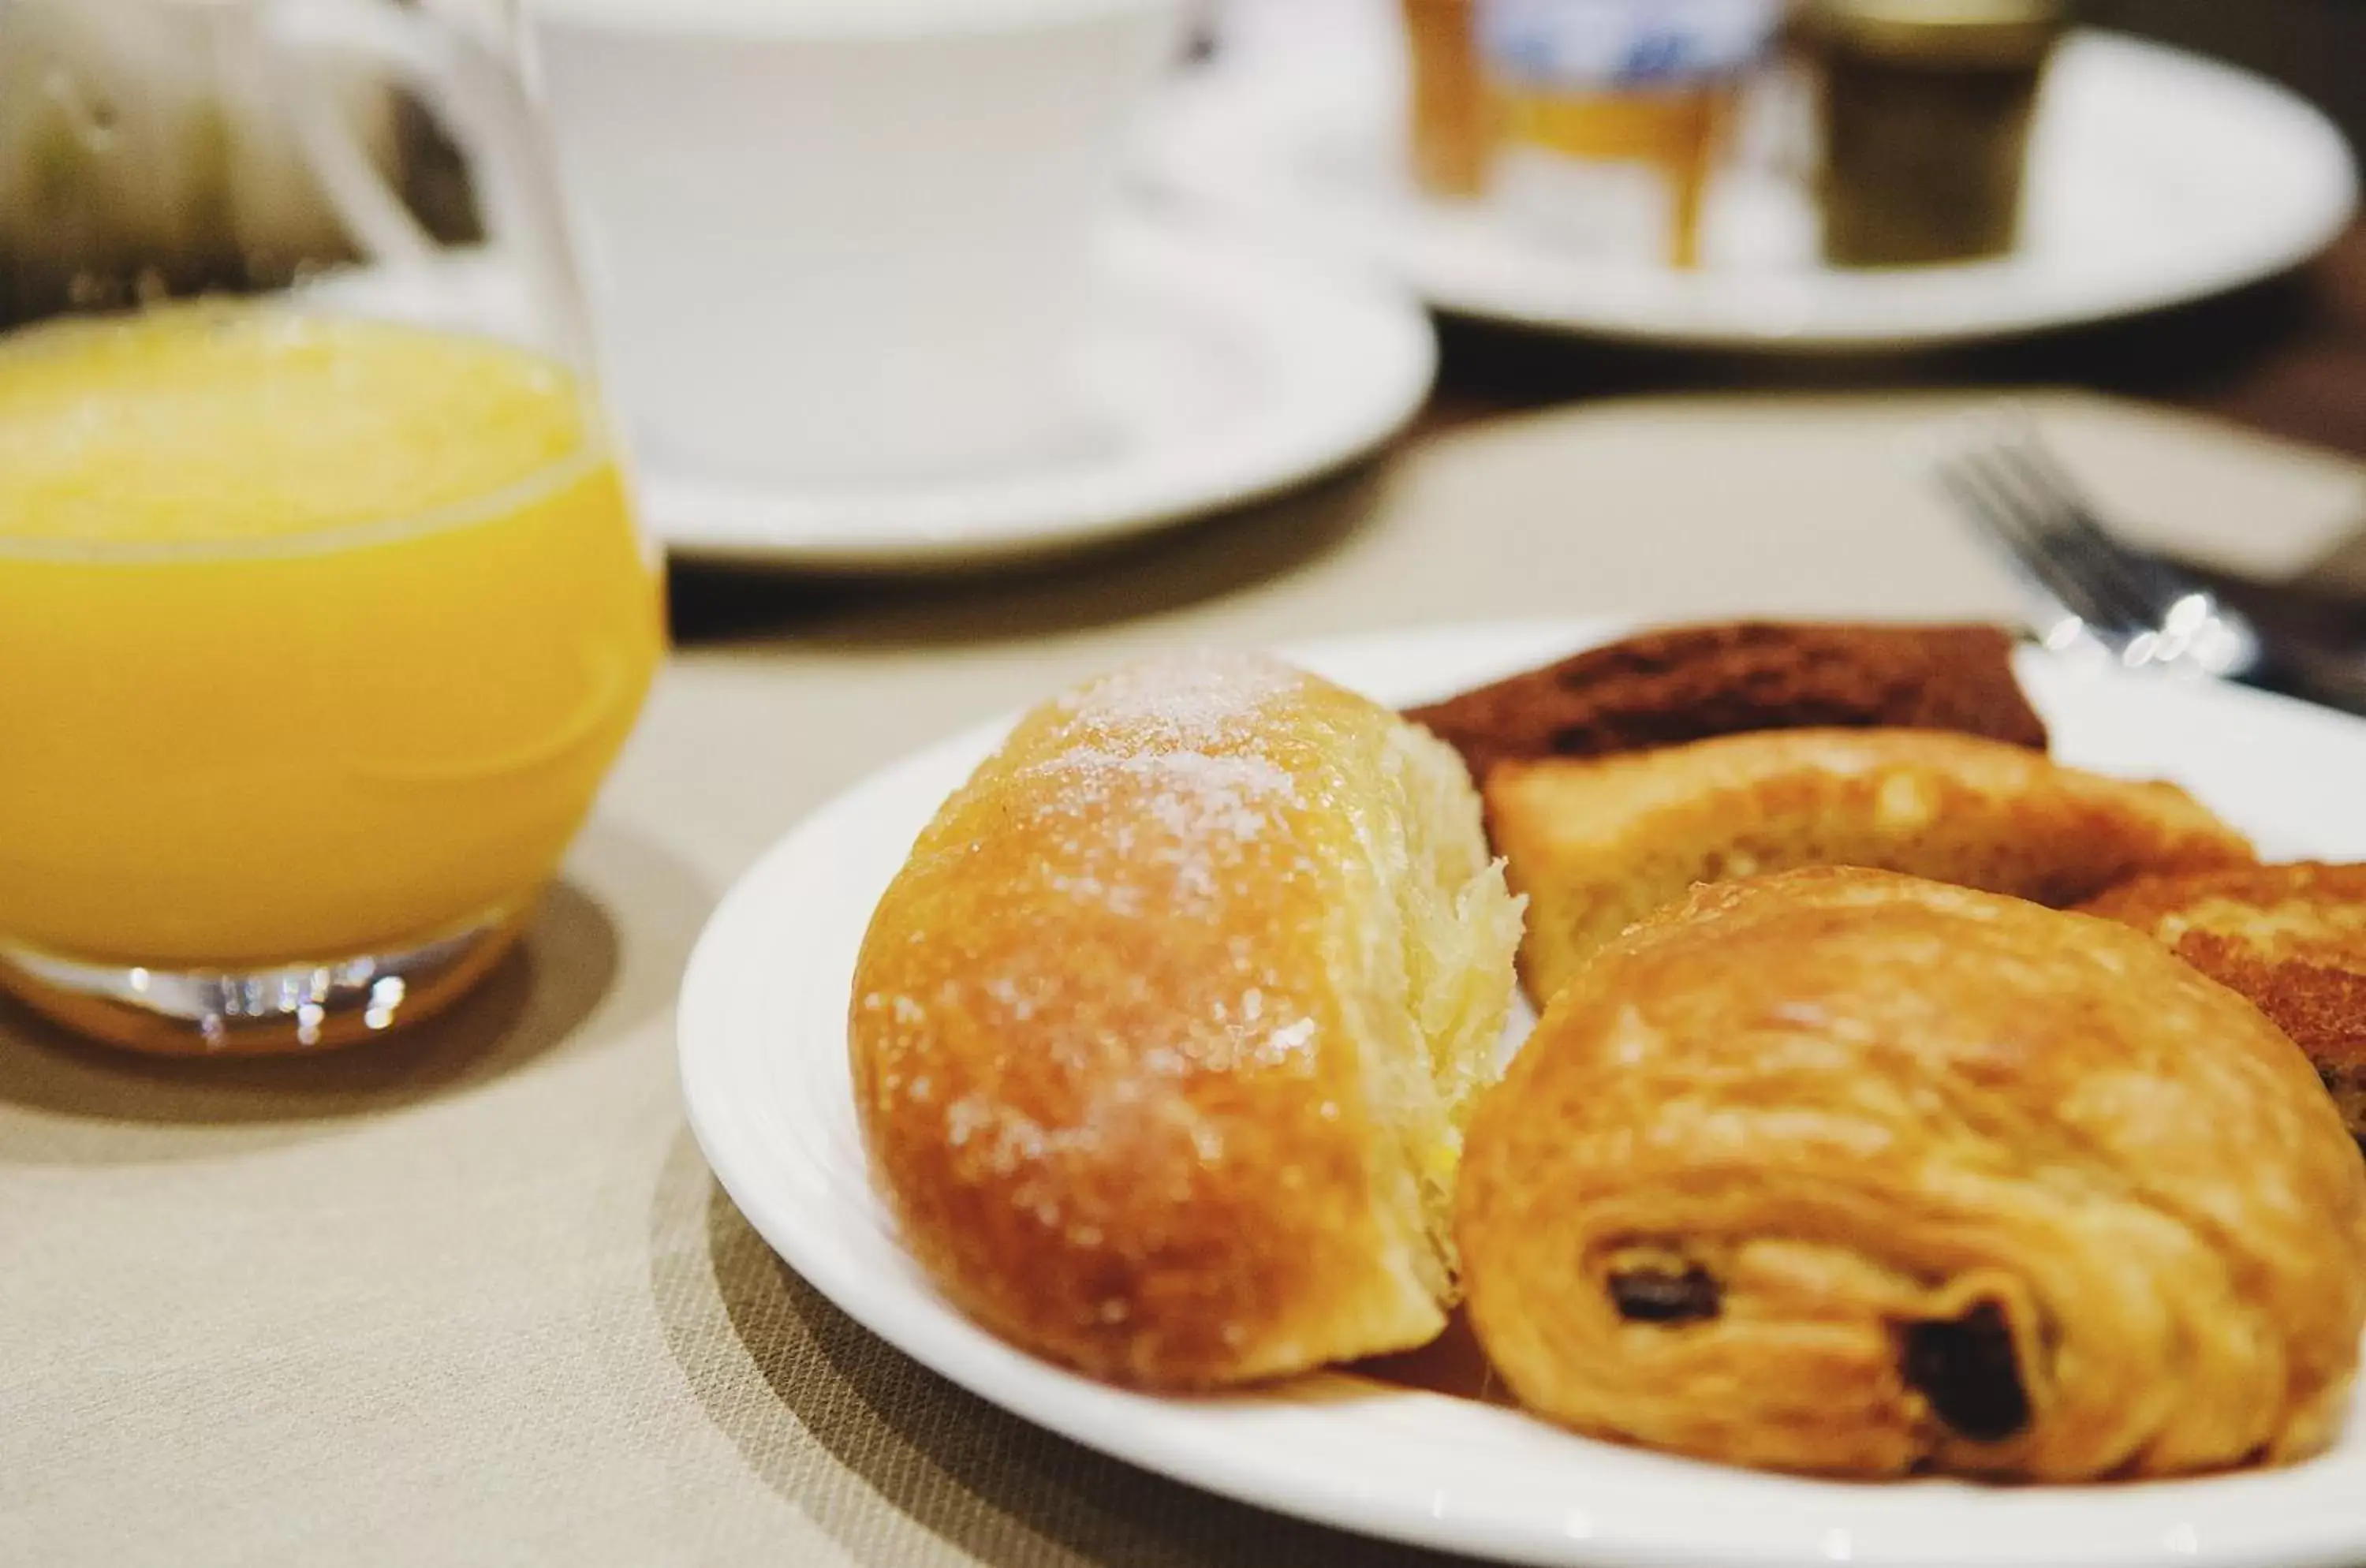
[1457,868,2366,1480]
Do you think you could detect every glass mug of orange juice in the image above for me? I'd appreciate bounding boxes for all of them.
[0,0,663,1055]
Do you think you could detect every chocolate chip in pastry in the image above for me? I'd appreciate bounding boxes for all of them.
[1457,867,2366,1480]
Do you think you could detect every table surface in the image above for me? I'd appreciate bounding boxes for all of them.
[11,14,2366,1567]
[11,388,2364,1568]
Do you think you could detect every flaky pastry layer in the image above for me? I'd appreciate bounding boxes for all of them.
[1459,868,2366,1480]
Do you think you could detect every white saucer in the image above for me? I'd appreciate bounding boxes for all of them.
[680,618,2366,1568]
[635,215,1436,569]
[1138,30,2359,351]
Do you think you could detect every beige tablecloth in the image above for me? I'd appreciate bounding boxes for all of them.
[6,393,2363,1567]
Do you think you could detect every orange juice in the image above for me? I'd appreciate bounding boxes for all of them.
[1476,0,1781,267]
[1491,87,1723,266]
[1402,0,1493,197]
[0,304,662,973]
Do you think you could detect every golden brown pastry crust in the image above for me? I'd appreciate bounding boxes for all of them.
[2081,863,2366,1141]
[850,653,1521,1389]
[1459,868,2366,1480]
[1486,727,2255,1003]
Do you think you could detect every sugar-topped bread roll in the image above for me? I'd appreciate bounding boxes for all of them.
[1459,867,2366,1480]
[852,653,1524,1388]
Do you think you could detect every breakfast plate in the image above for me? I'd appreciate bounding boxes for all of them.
[1136,30,2360,349]
[678,620,2366,1568]
[633,215,1436,570]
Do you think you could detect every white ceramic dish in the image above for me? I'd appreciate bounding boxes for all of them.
[1137,31,2360,350]
[636,215,1436,569]
[679,619,2366,1568]
[532,0,1189,486]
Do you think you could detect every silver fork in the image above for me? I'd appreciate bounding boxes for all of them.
[1931,411,2366,714]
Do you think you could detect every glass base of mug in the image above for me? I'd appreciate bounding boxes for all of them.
[0,899,535,1057]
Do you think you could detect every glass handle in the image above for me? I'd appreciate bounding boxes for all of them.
[260,0,548,293]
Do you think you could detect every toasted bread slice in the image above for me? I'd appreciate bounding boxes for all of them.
[1406,621,2047,783]
[1488,728,2253,1003]
[2081,863,2366,1144]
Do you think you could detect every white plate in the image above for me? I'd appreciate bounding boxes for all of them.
[679,620,2366,1568]
[1137,31,2360,350]
[636,215,1435,569]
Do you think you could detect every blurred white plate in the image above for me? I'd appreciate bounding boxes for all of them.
[681,618,2366,1568]
[635,215,1435,569]
[1138,31,2359,349]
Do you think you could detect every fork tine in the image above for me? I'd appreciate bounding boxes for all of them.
[1935,448,2122,634]
[1957,444,2153,633]
[1981,420,2197,619]
[1932,409,2267,684]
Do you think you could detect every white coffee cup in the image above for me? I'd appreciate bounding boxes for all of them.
[524,0,1185,487]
